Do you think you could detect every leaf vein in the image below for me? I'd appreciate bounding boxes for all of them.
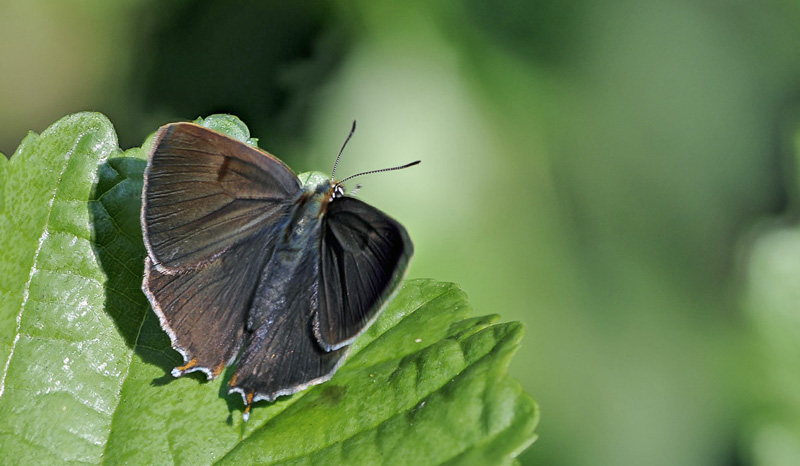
[34,267,104,286]
[225,324,493,465]
[0,136,81,398]
[349,288,454,361]
[94,195,141,248]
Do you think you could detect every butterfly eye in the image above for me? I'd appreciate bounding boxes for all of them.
[332,184,345,199]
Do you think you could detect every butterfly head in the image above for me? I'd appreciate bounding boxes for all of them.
[298,171,347,206]
[332,183,346,199]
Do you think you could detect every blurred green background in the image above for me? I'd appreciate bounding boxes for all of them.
[3,1,800,464]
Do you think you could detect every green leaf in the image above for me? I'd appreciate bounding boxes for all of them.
[0,113,537,465]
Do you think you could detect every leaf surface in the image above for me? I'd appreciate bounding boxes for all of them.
[0,113,537,465]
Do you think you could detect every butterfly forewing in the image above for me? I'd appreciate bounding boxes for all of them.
[315,197,413,351]
[143,123,300,271]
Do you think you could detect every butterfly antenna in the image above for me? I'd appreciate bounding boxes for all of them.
[331,120,357,182]
[337,160,421,185]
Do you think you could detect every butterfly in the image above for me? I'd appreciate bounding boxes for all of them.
[141,121,417,420]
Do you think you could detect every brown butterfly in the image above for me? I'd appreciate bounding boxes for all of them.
[141,121,417,419]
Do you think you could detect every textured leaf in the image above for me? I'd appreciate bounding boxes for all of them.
[0,113,537,465]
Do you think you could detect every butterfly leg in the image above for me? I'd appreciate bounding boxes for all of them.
[172,358,199,377]
[243,391,255,422]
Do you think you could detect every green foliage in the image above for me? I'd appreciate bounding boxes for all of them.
[740,129,800,464]
[0,113,537,465]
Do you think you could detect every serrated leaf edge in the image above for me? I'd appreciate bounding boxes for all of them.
[218,321,525,465]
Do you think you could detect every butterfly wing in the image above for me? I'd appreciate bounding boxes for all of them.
[144,230,279,379]
[142,122,300,272]
[142,122,298,378]
[314,196,413,351]
[229,244,346,404]
[227,195,413,404]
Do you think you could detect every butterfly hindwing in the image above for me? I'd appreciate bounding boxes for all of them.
[229,241,346,402]
[144,230,279,379]
[143,123,300,272]
[314,196,413,351]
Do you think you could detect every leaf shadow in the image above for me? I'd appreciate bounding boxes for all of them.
[89,156,181,376]
[218,366,243,424]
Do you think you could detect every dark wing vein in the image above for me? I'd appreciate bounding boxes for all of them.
[315,197,413,351]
